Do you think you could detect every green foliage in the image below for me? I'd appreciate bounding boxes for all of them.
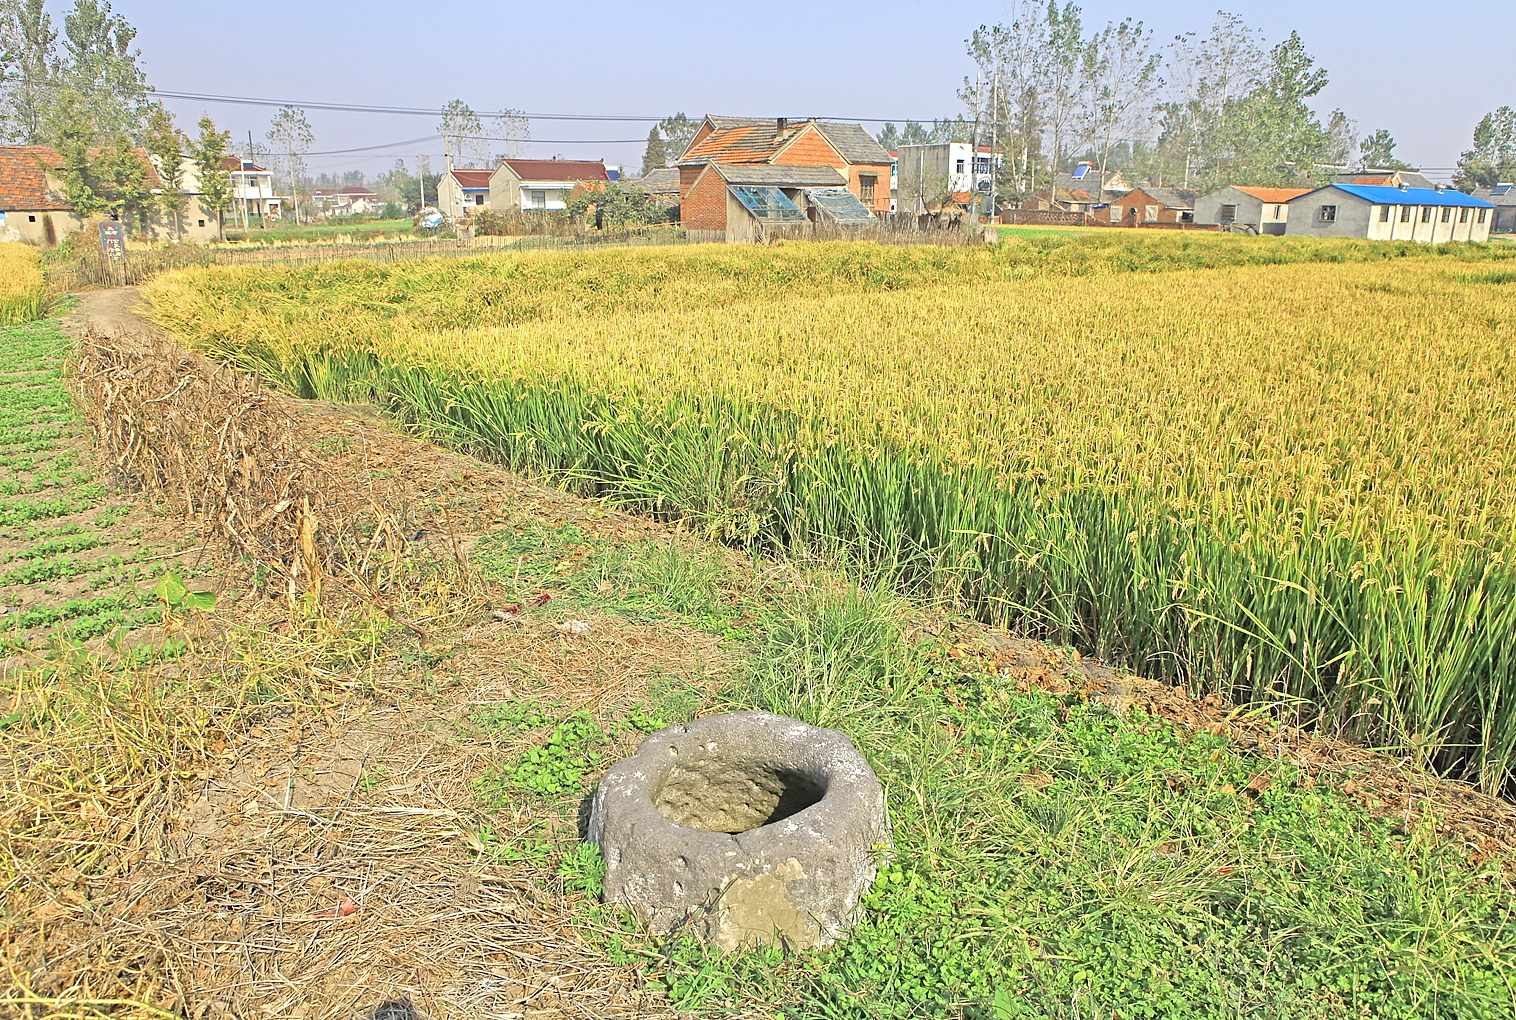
[151,572,216,612]
[188,115,233,238]
[144,105,187,238]
[640,126,667,176]
[1454,107,1516,192]
[0,0,58,144]
[45,87,150,222]
[628,587,1516,1020]
[565,181,673,228]
[558,841,606,898]
[1360,128,1410,170]
[58,0,151,144]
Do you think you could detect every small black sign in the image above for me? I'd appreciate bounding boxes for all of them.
[98,221,126,260]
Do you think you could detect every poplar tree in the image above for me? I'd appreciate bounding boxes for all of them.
[0,0,57,143]
[189,114,232,239]
[144,105,186,238]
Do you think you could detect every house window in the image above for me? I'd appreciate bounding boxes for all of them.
[526,189,547,209]
[1273,205,1283,218]
[1478,209,1487,223]
[955,159,965,173]
[1421,206,1433,222]
[474,193,485,205]
[1379,205,1390,221]
[1110,206,1120,223]
[1459,207,1469,222]
[28,214,36,222]
[1318,205,1337,223]
[1441,207,1451,222]
[197,219,206,227]
[1400,206,1412,222]
[1218,204,1236,224]
[860,175,877,203]
[1144,205,1158,222]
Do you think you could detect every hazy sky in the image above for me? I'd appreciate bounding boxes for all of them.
[112,0,1515,181]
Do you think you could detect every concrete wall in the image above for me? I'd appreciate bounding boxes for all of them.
[1289,194,1492,242]
[1193,187,1291,233]
[896,145,951,215]
[487,164,521,212]
[0,209,81,246]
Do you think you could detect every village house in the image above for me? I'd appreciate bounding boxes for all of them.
[488,158,609,213]
[1329,168,1439,190]
[436,169,491,218]
[1285,184,1494,242]
[1104,186,1199,225]
[1193,185,1311,234]
[1471,183,1516,233]
[635,167,681,205]
[676,116,893,218]
[680,163,874,243]
[310,183,378,217]
[1020,166,1130,215]
[895,142,1002,216]
[0,144,220,245]
[223,157,279,225]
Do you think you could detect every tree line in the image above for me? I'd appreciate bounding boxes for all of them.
[882,4,1510,201]
[0,0,235,235]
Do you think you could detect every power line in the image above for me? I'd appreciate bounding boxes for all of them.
[151,86,927,125]
[153,89,664,121]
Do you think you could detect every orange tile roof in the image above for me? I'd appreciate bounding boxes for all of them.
[1233,186,1312,203]
[682,124,792,165]
[0,145,69,211]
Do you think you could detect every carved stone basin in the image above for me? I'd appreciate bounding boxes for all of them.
[586,711,888,951]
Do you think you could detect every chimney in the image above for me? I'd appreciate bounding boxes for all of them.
[777,117,787,137]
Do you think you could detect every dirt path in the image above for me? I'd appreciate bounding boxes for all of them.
[61,285,153,337]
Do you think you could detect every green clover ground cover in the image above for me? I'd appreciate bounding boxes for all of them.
[468,522,1516,1020]
[0,314,188,653]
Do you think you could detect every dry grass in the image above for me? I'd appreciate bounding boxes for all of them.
[3,324,734,1018]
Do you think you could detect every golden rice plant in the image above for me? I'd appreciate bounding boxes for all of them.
[0,242,46,325]
[147,237,1516,792]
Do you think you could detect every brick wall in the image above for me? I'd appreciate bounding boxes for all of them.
[681,167,728,232]
[848,163,893,214]
[678,164,703,198]
[1106,190,1188,224]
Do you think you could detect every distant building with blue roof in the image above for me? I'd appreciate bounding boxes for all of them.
[1286,184,1494,242]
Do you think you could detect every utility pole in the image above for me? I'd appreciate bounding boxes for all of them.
[988,69,999,225]
[417,156,426,210]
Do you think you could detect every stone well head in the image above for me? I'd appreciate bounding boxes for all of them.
[586,711,888,951]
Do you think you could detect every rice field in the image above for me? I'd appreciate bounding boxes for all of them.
[146,234,1516,793]
[0,242,46,325]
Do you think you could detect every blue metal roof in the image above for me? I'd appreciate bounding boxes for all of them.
[1298,184,1493,208]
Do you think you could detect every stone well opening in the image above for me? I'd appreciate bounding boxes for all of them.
[653,758,828,834]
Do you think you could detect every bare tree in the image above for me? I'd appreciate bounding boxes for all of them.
[266,105,313,220]
[1081,18,1162,203]
[439,99,483,167]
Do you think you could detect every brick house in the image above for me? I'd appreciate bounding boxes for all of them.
[682,163,878,242]
[676,116,893,218]
[488,159,609,212]
[0,144,220,245]
[1104,186,1199,225]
